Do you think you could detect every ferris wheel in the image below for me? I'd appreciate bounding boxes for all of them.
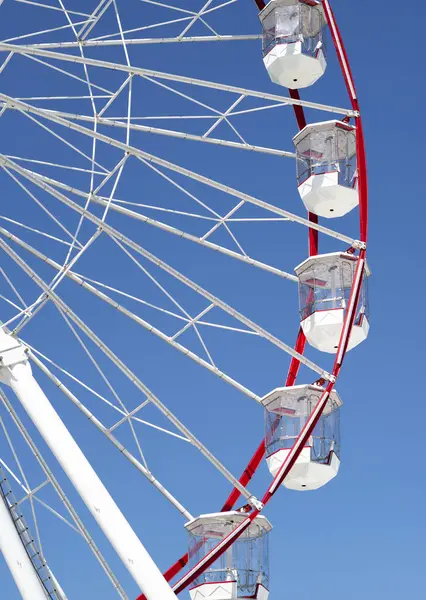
[0,1,370,599]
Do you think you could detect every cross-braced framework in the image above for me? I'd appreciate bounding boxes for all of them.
[0,1,369,599]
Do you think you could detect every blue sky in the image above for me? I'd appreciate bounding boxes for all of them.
[0,1,424,599]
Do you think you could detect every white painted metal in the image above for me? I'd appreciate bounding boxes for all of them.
[0,387,128,599]
[28,351,194,521]
[0,224,261,401]
[0,44,357,117]
[0,329,177,600]
[21,35,262,49]
[0,164,329,377]
[0,3,362,594]
[21,107,295,158]
[0,239,259,504]
[0,488,49,600]
[0,114,357,247]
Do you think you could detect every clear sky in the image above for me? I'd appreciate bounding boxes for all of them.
[0,1,424,600]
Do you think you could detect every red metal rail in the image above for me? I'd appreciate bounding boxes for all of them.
[136,1,368,596]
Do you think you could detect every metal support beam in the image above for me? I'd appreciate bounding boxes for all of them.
[0,329,177,600]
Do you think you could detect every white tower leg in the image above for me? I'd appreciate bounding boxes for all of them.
[0,330,176,600]
[0,491,49,600]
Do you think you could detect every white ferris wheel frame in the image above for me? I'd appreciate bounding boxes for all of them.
[0,1,369,599]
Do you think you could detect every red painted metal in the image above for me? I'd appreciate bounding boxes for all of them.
[221,325,306,512]
[287,89,318,256]
[136,2,368,597]
[308,212,318,256]
[134,332,307,600]
[172,247,366,593]
[135,326,307,600]
[288,88,307,130]
[322,0,368,244]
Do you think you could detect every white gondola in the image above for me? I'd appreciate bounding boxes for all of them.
[295,252,370,353]
[261,384,342,491]
[294,120,358,218]
[185,512,271,600]
[259,0,327,89]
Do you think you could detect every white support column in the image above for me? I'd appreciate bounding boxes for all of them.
[0,490,48,600]
[0,329,177,600]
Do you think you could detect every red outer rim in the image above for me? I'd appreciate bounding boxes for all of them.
[136,1,368,597]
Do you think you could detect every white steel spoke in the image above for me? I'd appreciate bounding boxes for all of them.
[5,155,106,175]
[4,20,91,44]
[57,1,104,265]
[54,100,294,157]
[73,274,191,323]
[201,200,245,241]
[2,167,85,248]
[196,321,257,335]
[108,402,190,443]
[16,480,50,505]
[54,302,150,470]
[0,43,357,116]
[98,75,132,117]
[203,94,245,138]
[15,95,110,101]
[110,236,198,322]
[0,458,30,494]
[0,215,75,248]
[0,224,262,401]
[178,0,215,39]
[13,230,100,334]
[138,158,223,219]
[0,98,356,245]
[103,199,218,222]
[89,16,194,42]
[0,51,14,74]
[140,72,227,125]
[26,351,194,518]
[0,236,261,505]
[0,418,31,492]
[32,496,81,535]
[0,294,28,316]
[0,268,27,309]
[9,108,109,174]
[14,0,92,18]
[23,342,141,418]
[76,0,114,41]
[58,308,148,470]
[139,0,197,16]
[0,165,327,375]
[8,35,262,48]
[20,52,114,96]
